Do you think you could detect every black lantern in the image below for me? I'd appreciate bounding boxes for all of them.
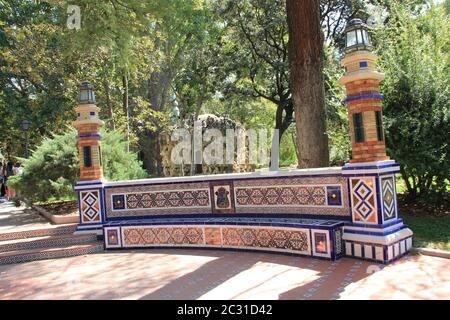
[77,81,96,104]
[21,119,32,131]
[344,19,372,52]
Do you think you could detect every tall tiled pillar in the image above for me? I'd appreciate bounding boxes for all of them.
[339,19,412,263]
[73,81,105,235]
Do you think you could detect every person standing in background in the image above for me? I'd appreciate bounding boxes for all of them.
[0,161,6,198]
[5,160,15,200]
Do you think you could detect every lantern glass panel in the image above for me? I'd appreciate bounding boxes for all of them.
[79,90,89,102]
[356,29,363,45]
[364,29,371,45]
[346,30,357,47]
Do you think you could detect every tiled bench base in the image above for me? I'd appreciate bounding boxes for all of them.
[345,236,413,263]
[104,218,346,261]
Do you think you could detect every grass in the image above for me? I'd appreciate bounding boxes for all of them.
[401,214,450,251]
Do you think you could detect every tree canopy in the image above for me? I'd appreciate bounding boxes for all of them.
[1,0,448,203]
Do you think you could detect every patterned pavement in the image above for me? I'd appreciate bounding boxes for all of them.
[0,249,448,300]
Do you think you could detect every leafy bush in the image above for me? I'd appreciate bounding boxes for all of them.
[9,127,147,203]
[375,2,449,202]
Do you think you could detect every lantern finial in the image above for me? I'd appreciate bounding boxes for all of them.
[344,18,372,53]
[77,80,96,104]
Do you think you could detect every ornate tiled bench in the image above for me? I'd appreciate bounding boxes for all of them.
[75,161,413,263]
[103,217,345,260]
[72,20,414,264]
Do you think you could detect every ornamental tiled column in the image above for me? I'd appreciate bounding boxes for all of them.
[339,19,413,263]
[73,81,104,181]
[338,19,389,163]
[73,81,106,235]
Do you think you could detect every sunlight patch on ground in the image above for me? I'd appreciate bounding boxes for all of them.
[338,256,450,300]
[198,261,320,300]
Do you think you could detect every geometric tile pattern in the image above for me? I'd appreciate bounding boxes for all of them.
[105,182,212,217]
[124,190,210,210]
[80,190,101,223]
[235,186,326,206]
[234,176,350,216]
[105,177,350,218]
[381,176,396,221]
[350,177,378,224]
[222,227,310,254]
[122,227,204,247]
[117,225,312,256]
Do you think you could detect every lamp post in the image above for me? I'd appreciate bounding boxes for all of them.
[21,120,32,158]
[73,81,104,182]
[338,18,388,163]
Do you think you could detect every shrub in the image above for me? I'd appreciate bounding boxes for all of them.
[9,127,147,203]
[375,2,449,202]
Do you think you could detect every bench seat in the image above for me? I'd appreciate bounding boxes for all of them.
[103,217,345,260]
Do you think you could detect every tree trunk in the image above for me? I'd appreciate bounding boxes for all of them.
[103,80,115,131]
[122,74,130,153]
[286,0,329,168]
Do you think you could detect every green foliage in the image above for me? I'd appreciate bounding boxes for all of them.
[9,128,147,203]
[401,214,450,251]
[375,1,449,200]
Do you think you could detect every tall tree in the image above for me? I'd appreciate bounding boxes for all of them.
[286,0,329,168]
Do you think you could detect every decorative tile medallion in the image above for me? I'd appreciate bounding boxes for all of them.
[326,186,342,206]
[80,190,101,223]
[205,228,222,245]
[350,177,378,224]
[112,194,125,210]
[381,176,397,221]
[311,230,331,258]
[106,229,120,246]
[210,181,235,214]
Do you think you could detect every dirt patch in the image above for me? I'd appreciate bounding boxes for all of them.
[38,201,78,216]
[398,194,449,217]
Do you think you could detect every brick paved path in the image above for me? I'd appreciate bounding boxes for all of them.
[0,249,448,300]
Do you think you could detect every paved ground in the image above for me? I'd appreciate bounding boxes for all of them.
[0,199,52,232]
[0,249,448,300]
[0,200,448,300]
